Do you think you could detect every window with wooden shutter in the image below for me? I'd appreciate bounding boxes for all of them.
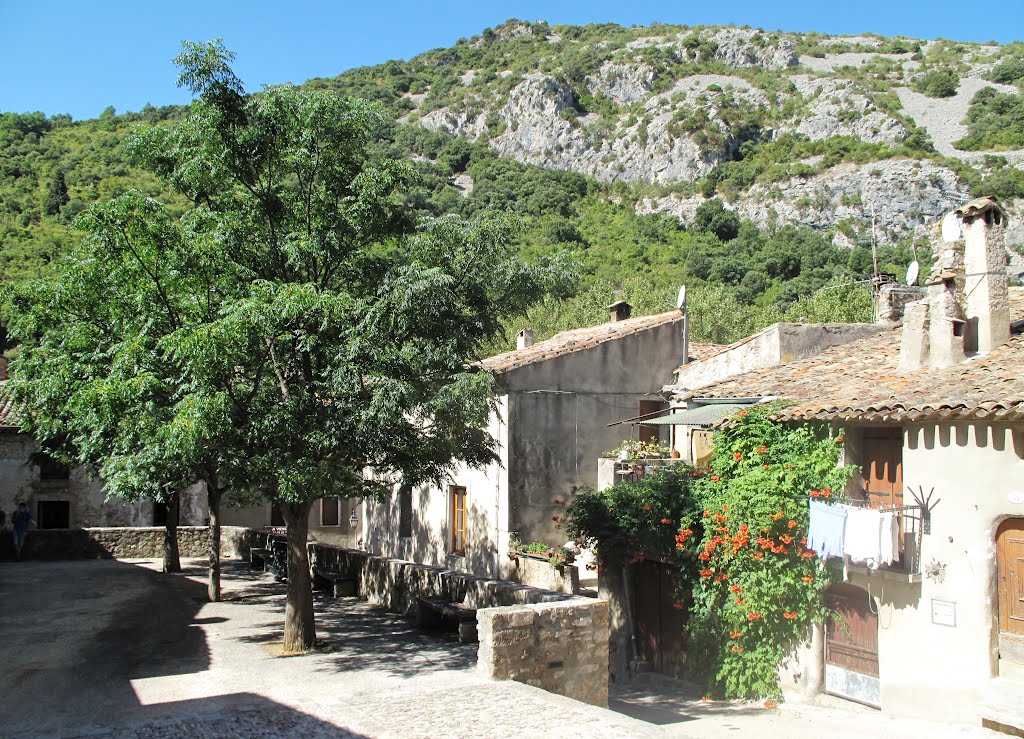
[450,485,467,555]
[321,498,341,527]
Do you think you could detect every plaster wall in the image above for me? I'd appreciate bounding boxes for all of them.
[363,396,509,580]
[672,323,881,394]
[784,421,1024,723]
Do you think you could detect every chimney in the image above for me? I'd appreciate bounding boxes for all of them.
[608,300,632,323]
[898,196,1009,371]
[958,196,1010,354]
[516,327,534,350]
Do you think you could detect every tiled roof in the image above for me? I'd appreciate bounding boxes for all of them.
[0,383,20,428]
[480,310,721,374]
[678,288,1024,424]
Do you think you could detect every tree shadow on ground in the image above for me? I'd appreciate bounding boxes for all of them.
[223,559,477,679]
[609,673,769,726]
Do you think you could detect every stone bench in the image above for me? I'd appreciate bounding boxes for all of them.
[415,595,478,643]
[312,566,357,597]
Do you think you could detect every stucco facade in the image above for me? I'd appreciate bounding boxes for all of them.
[362,310,687,580]
[782,420,1024,724]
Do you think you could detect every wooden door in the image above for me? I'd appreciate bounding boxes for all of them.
[997,519,1024,664]
[825,583,880,707]
[632,560,688,678]
[862,428,903,509]
[638,400,666,445]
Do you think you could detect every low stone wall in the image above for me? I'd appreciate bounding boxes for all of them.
[0,525,258,561]
[478,600,610,706]
[308,543,609,706]
[508,551,580,594]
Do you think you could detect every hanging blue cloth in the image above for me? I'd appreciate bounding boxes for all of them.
[808,499,848,559]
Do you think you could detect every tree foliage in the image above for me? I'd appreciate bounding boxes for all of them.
[682,404,856,699]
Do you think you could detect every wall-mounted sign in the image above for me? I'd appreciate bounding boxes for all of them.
[1008,491,1024,505]
[932,599,956,627]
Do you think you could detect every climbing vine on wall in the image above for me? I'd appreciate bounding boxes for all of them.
[679,403,856,700]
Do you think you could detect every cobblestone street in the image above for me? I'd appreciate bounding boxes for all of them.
[0,559,1001,738]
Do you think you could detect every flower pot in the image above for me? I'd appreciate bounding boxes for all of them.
[671,450,681,459]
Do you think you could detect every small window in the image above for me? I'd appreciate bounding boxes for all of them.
[399,486,413,538]
[321,498,341,527]
[38,454,70,480]
[270,503,285,527]
[450,485,467,556]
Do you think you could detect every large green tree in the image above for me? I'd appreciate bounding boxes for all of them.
[6,40,568,651]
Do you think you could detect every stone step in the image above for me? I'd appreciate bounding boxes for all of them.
[980,676,1024,737]
[1000,659,1024,681]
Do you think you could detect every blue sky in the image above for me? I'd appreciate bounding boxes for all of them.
[3,1,1021,121]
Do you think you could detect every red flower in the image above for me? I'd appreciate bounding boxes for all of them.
[787,520,798,529]
[802,575,814,584]
[747,612,762,621]
[783,611,798,620]
[779,534,794,545]
[729,584,743,594]
[822,488,832,498]
[763,464,771,470]
[756,446,767,454]
[731,645,744,653]
[801,550,815,559]
[772,511,784,520]
[710,475,720,482]
[751,552,764,560]
[835,435,845,444]
[644,504,652,511]
[661,518,673,525]
[735,597,746,605]
[764,700,778,710]
[700,569,713,578]
[673,601,683,610]
[729,630,742,639]
[737,410,748,417]
[702,509,710,518]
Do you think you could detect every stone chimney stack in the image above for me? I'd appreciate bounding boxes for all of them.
[516,327,534,350]
[608,300,632,323]
[958,197,1010,354]
[898,196,1009,371]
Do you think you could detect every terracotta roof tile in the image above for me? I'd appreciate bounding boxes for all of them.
[480,310,720,374]
[680,288,1024,423]
[0,383,20,428]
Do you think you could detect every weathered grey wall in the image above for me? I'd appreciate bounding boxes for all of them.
[507,390,660,552]
[0,525,257,561]
[478,600,610,706]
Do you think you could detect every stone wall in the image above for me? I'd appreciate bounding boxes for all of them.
[478,600,610,706]
[308,543,609,705]
[507,551,580,594]
[0,525,258,561]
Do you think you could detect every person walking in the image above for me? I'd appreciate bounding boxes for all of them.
[12,502,31,560]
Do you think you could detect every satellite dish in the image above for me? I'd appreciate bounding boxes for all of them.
[676,285,687,310]
[941,211,962,243]
[906,261,920,286]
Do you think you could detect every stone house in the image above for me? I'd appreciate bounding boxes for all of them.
[664,198,1024,727]
[359,303,719,581]
[0,389,211,529]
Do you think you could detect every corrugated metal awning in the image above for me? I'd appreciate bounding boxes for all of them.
[643,403,751,427]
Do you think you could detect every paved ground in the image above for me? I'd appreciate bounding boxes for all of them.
[0,559,1003,738]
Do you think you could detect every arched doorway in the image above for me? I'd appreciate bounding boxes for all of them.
[825,583,880,707]
[997,518,1024,665]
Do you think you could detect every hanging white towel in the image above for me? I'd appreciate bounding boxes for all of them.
[879,511,900,565]
[808,500,847,559]
[843,507,883,566]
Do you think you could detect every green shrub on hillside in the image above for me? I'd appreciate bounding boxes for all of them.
[912,69,959,98]
[955,87,1024,151]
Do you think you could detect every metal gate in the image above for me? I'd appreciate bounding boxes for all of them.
[632,559,687,678]
[825,583,880,707]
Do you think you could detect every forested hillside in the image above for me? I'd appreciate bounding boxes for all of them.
[3,20,1023,352]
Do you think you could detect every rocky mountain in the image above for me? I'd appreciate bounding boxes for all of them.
[330,21,1023,274]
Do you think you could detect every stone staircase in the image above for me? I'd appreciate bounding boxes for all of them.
[980,662,1024,737]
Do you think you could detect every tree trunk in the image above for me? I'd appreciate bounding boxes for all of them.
[162,491,181,574]
[281,500,316,652]
[207,483,222,602]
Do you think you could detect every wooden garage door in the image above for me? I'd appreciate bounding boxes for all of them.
[997,518,1024,664]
